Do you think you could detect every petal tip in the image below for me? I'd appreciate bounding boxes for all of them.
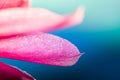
[64,6,85,27]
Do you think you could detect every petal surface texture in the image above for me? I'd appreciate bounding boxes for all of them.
[0,0,29,9]
[0,7,84,36]
[0,62,34,80]
[0,32,81,66]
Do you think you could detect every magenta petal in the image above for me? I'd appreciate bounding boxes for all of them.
[0,32,81,66]
[0,7,84,36]
[0,62,34,80]
[0,0,29,9]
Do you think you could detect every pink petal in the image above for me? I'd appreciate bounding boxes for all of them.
[0,0,29,9]
[0,7,84,36]
[0,62,34,80]
[0,32,81,66]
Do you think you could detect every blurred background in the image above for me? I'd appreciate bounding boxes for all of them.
[0,0,120,80]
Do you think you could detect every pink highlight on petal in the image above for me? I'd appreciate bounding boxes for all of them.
[0,32,81,66]
[0,0,29,9]
[0,7,84,37]
[0,62,34,80]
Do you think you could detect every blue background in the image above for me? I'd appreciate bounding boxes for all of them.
[0,0,120,80]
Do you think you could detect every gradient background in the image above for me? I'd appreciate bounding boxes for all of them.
[0,0,120,80]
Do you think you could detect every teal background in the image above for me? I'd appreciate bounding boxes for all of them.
[0,0,120,80]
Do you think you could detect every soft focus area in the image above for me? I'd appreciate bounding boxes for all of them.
[0,0,120,80]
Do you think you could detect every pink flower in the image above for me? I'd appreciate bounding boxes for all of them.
[0,0,84,80]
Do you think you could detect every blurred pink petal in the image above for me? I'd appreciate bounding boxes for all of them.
[0,32,81,66]
[0,62,34,80]
[0,7,84,36]
[0,0,84,78]
[0,0,29,9]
